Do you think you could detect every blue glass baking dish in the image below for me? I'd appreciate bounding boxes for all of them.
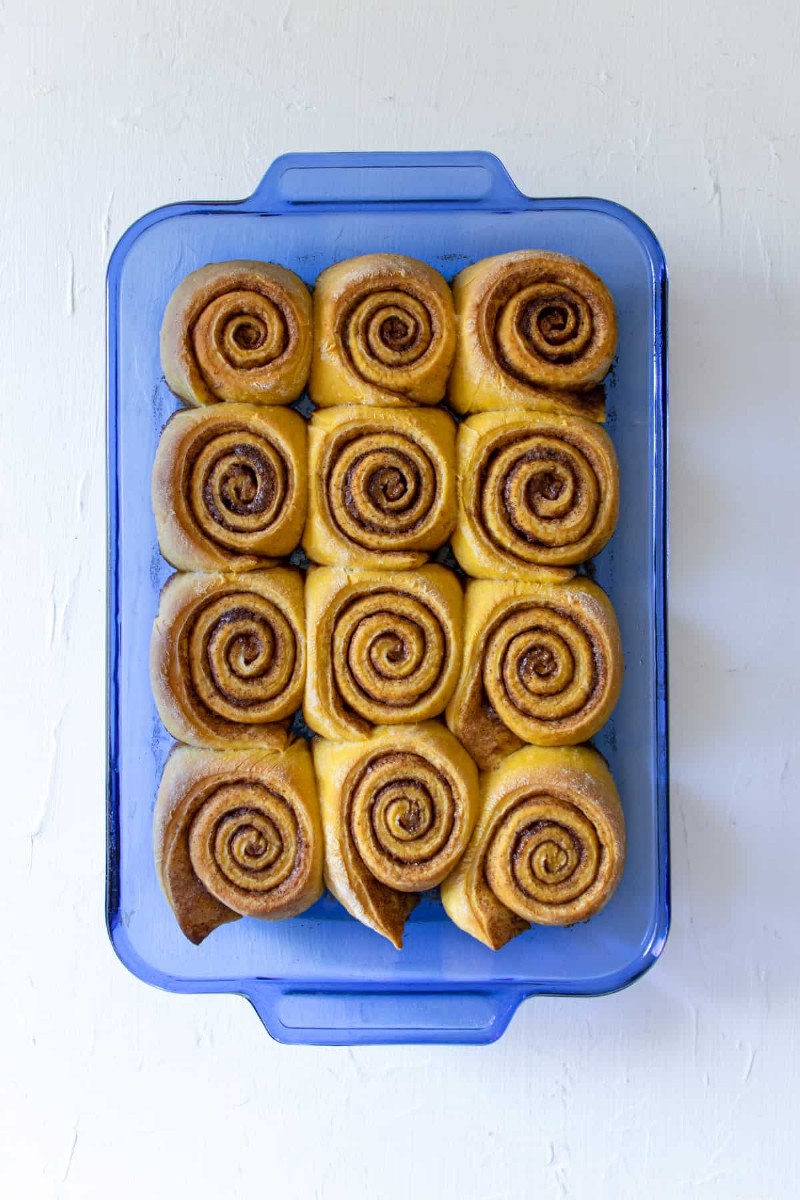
[106,151,669,1045]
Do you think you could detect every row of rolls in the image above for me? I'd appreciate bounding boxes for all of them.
[157,734,624,952]
[153,402,619,577]
[160,251,617,420]
[151,567,623,762]
[151,565,625,949]
[152,247,625,952]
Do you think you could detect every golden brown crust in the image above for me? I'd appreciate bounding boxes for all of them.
[304,565,463,740]
[312,724,479,947]
[453,411,619,581]
[303,405,456,568]
[160,261,312,407]
[449,250,617,419]
[441,745,625,948]
[310,253,456,408]
[150,568,305,749]
[152,404,307,571]
[445,578,623,770]
[154,742,323,944]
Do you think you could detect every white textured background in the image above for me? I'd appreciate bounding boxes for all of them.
[2,1,798,1196]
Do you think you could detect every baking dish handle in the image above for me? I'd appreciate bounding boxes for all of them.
[244,151,525,211]
[245,984,524,1046]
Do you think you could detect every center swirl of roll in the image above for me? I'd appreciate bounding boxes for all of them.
[349,752,457,885]
[192,289,289,377]
[494,280,595,378]
[485,794,601,908]
[188,782,301,907]
[480,433,601,560]
[187,592,297,722]
[328,431,438,549]
[483,605,596,725]
[332,592,447,722]
[187,427,289,549]
[345,290,434,382]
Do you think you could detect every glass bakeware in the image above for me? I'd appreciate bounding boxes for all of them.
[106,151,669,1045]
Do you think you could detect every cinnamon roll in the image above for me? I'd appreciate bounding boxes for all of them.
[310,253,456,408]
[446,578,623,769]
[313,723,478,948]
[154,741,323,944]
[304,565,462,740]
[152,404,307,571]
[453,411,619,581]
[160,261,312,406]
[303,405,456,568]
[441,745,625,948]
[150,568,305,750]
[449,251,617,420]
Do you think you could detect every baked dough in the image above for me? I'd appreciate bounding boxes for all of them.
[154,741,323,944]
[160,260,312,406]
[441,744,625,948]
[313,723,478,948]
[304,564,462,739]
[152,403,307,571]
[150,568,305,749]
[303,405,456,568]
[310,253,455,407]
[449,250,617,420]
[453,410,618,581]
[446,577,623,769]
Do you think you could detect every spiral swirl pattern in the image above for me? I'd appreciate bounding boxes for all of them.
[188,431,287,546]
[496,281,594,374]
[186,592,298,722]
[313,724,478,947]
[153,406,306,571]
[480,254,616,390]
[161,260,312,407]
[485,794,601,915]
[454,413,619,579]
[483,604,598,735]
[450,251,617,419]
[310,254,456,407]
[304,565,462,740]
[332,592,447,721]
[154,744,323,944]
[188,781,304,912]
[446,580,623,769]
[347,751,462,891]
[343,291,435,385]
[304,408,456,568]
[440,746,626,947]
[194,289,288,378]
[330,430,438,550]
[151,569,305,749]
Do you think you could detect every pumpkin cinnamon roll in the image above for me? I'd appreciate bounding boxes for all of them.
[453,411,619,581]
[449,251,617,420]
[154,741,323,944]
[441,745,625,948]
[304,565,462,740]
[303,405,456,568]
[313,723,478,948]
[310,253,456,407]
[152,404,307,572]
[160,261,312,406]
[150,568,305,750]
[446,578,622,770]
